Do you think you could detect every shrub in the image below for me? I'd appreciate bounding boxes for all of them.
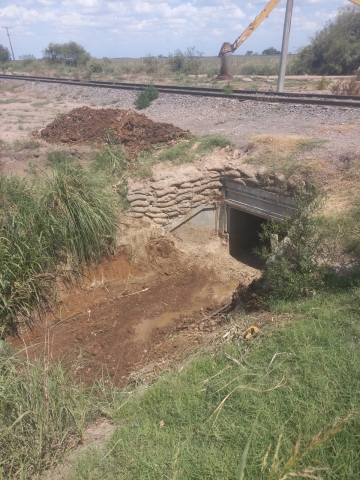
[0,44,11,63]
[255,188,329,301]
[134,85,159,110]
[143,54,159,74]
[295,6,360,74]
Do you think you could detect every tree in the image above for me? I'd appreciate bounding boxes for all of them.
[245,51,253,56]
[43,41,90,66]
[262,47,280,55]
[168,46,203,74]
[295,6,360,75]
[0,45,11,63]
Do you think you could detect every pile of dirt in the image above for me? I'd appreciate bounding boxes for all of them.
[36,106,187,158]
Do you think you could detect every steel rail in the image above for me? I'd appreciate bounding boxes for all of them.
[1,74,360,108]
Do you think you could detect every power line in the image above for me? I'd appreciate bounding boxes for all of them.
[2,26,15,60]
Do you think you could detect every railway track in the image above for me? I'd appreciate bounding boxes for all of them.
[1,73,360,108]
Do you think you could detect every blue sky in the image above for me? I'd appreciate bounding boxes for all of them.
[0,0,350,59]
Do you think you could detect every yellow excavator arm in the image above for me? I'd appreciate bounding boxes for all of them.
[218,0,359,57]
[219,0,282,56]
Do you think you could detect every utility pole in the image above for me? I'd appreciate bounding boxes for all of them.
[277,0,293,92]
[2,26,15,61]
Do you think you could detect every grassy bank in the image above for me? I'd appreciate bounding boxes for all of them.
[69,278,360,479]
[0,157,119,335]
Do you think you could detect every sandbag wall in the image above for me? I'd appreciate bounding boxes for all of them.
[126,158,291,227]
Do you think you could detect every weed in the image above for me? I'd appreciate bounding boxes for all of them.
[133,134,231,178]
[316,76,329,90]
[0,351,112,479]
[330,77,360,96]
[223,82,234,95]
[12,139,40,151]
[31,100,49,108]
[0,98,18,105]
[134,85,159,110]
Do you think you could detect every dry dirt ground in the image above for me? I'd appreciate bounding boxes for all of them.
[1,77,360,385]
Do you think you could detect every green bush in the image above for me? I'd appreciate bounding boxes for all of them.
[134,85,159,110]
[168,46,203,74]
[255,189,329,301]
[295,6,360,74]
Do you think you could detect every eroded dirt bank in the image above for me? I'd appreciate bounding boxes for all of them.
[11,223,259,385]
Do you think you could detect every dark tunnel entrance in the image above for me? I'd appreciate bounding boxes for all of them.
[228,207,270,268]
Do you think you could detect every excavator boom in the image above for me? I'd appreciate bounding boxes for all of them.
[349,0,360,6]
[219,0,282,56]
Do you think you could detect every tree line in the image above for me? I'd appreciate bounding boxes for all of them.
[0,6,359,75]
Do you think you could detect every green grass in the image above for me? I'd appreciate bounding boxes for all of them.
[12,139,40,151]
[69,281,360,479]
[0,98,19,105]
[134,134,231,178]
[0,348,112,479]
[31,100,49,107]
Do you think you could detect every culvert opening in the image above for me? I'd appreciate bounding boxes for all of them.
[228,208,270,268]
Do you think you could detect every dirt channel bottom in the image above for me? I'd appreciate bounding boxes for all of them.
[11,236,253,386]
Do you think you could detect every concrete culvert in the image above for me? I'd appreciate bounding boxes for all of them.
[227,208,270,268]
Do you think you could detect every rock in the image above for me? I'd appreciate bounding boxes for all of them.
[242,78,253,82]
[233,149,240,159]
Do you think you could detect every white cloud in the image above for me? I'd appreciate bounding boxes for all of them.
[0,0,346,58]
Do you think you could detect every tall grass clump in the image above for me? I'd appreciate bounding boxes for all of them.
[42,162,118,270]
[0,348,110,479]
[0,161,118,335]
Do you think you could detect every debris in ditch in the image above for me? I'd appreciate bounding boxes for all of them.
[243,325,260,339]
[35,106,187,158]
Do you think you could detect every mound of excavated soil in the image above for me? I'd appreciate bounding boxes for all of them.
[36,106,186,158]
